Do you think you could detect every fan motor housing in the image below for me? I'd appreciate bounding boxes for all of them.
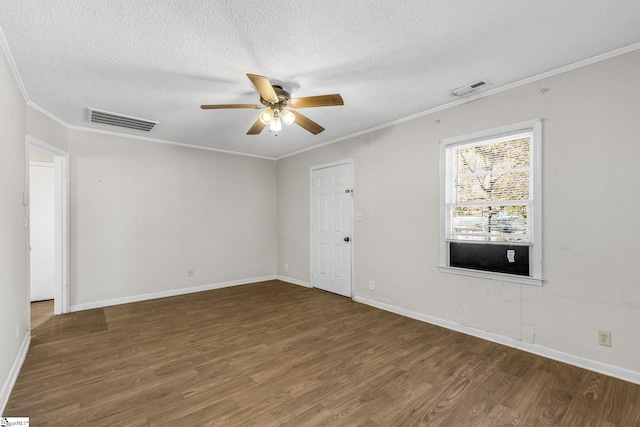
[260,85,291,107]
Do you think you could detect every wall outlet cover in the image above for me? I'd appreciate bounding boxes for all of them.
[598,329,612,347]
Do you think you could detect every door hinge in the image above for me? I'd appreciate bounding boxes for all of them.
[345,189,353,194]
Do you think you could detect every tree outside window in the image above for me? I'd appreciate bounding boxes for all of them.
[450,135,531,242]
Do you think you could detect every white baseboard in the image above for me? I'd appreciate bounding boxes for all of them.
[353,295,640,386]
[69,275,277,312]
[276,275,312,288]
[0,332,30,416]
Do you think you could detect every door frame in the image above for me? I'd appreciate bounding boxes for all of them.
[26,135,70,319]
[309,158,354,297]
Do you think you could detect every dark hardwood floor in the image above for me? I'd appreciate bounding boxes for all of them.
[6,280,640,426]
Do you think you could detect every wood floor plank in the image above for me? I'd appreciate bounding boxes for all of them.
[5,280,640,426]
[30,299,54,330]
[604,378,640,426]
[560,371,631,426]
[478,403,523,426]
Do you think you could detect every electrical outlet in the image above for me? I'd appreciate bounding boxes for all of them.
[284,263,288,271]
[369,280,375,290]
[188,269,194,277]
[598,329,612,347]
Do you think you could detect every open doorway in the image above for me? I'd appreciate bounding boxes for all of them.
[29,149,55,326]
[26,136,69,331]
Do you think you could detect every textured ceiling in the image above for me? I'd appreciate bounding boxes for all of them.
[1,1,640,159]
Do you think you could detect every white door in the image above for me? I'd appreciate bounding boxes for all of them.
[311,162,352,297]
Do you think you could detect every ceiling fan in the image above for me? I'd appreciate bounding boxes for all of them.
[201,74,343,135]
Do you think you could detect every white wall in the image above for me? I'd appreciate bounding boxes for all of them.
[26,105,68,151]
[277,49,640,376]
[0,39,28,411]
[23,108,279,310]
[68,130,277,308]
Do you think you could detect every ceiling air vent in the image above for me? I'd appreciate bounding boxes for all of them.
[451,80,489,97]
[87,108,158,132]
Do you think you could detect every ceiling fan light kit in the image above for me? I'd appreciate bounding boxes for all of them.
[201,74,343,136]
[258,108,292,132]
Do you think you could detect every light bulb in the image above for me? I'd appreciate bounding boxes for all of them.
[270,116,282,132]
[281,109,296,125]
[259,109,273,125]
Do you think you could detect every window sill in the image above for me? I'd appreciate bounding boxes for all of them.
[439,266,543,286]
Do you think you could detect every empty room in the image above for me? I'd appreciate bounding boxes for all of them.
[1,1,640,425]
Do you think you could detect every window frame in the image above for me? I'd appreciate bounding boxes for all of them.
[439,119,543,286]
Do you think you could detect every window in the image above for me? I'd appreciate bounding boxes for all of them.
[439,119,542,285]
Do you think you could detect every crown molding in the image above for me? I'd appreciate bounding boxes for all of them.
[0,23,29,102]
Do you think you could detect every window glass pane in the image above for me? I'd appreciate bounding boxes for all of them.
[451,205,529,242]
[455,136,530,175]
[455,170,530,203]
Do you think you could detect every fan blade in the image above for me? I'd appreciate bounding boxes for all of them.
[287,94,343,109]
[292,111,324,135]
[246,74,278,104]
[201,104,263,110]
[247,117,267,135]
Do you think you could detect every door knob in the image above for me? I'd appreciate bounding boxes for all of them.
[344,237,350,242]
